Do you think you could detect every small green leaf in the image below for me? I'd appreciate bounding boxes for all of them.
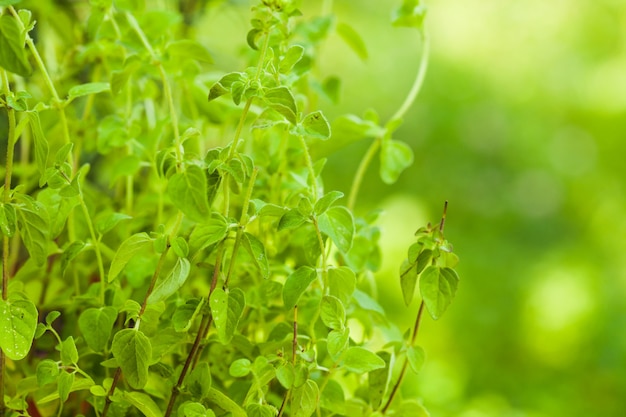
[208,72,245,102]
[241,232,269,278]
[264,86,297,125]
[276,362,295,389]
[327,328,349,362]
[400,248,432,306]
[147,258,191,304]
[229,358,251,377]
[291,379,319,417]
[320,296,345,330]
[0,203,17,237]
[108,232,152,283]
[15,200,49,266]
[282,266,317,310]
[60,241,85,276]
[60,336,79,366]
[95,212,132,235]
[392,0,427,31]
[407,345,425,374]
[246,28,262,50]
[380,139,414,184]
[368,351,391,409]
[278,209,308,231]
[210,288,245,344]
[57,371,74,403]
[168,165,211,223]
[336,22,368,60]
[186,362,212,400]
[313,191,343,215]
[26,112,50,187]
[166,39,213,63]
[320,379,346,414]
[78,307,117,352]
[172,236,189,258]
[172,298,203,332]
[67,82,110,100]
[279,45,305,73]
[419,266,459,320]
[123,391,164,417]
[317,206,354,253]
[301,111,331,140]
[36,359,59,387]
[342,347,386,374]
[0,14,32,76]
[0,296,38,360]
[111,329,152,389]
[188,214,229,254]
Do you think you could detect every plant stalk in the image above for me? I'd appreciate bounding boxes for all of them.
[347,33,430,211]
[381,300,425,413]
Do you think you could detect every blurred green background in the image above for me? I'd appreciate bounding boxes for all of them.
[202,0,626,415]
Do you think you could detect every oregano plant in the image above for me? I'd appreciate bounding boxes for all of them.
[0,1,459,416]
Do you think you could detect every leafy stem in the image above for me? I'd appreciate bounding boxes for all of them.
[347,32,430,210]
[298,134,319,200]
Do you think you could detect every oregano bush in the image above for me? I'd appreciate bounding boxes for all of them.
[0,1,460,416]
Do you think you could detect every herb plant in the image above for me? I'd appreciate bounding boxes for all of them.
[0,0,460,416]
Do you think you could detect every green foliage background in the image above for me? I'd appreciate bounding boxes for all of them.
[1,0,624,416]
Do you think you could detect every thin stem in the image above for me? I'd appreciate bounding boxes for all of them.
[297,134,319,199]
[292,305,298,365]
[381,301,425,413]
[439,200,448,233]
[347,32,430,211]
[78,196,106,305]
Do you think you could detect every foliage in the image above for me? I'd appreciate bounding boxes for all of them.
[0,1,459,416]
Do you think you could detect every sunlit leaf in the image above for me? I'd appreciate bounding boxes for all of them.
[147,258,191,304]
[0,14,32,76]
[336,22,368,60]
[78,307,117,352]
[0,297,38,360]
[380,139,414,184]
[282,266,317,310]
[419,266,459,320]
[342,347,385,374]
[167,165,211,223]
[108,233,152,283]
[111,329,152,389]
[210,288,245,344]
[318,206,354,253]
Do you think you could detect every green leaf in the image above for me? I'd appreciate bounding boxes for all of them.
[67,82,110,100]
[278,209,308,231]
[111,329,152,389]
[246,404,275,417]
[108,232,152,283]
[406,345,425,374]
[264,86,297,125]
[0,14,32,76]
[320,296,345,330]
[301,111,331,140]
[172,298,203,332]
[313,191,343,215]
[291,379,319,417]
[123,391,164,417]
[166,39,213,63]
[172,236,189,258]
[276,362,295,389]
[229,358,251,377]
[327,328,349,362]
[395,400,431,417]
[419,266,459,320]
[210,288,245,344]
[380,139,414,184]
[0,296,38,360]
[392,0,427,31]
[282,266,317,310]
[95,212,132,235]
[36,359,59,386]
[342,347,386,373]
[320,379,346,414]
[26,112,50,187]
[180,402,214,417]
[336,22,368,60]
[15,200,49,266]
[368,351,391,409]
[241,232,269,278]
[60,240,85,276]
[45,311,61,326]
[187,362,212,398]
[57,371,74,403]
[78,307,117,352]
[279,45,305,73]
[147,258,191,304]
[400,248,432,306]
[188,214,228,255]
[168,165,211,223]
[208,72,245,102]
[0,203,17,237]
[37,376,94,404]
[317,206,354,253]
[60,336,79,366]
